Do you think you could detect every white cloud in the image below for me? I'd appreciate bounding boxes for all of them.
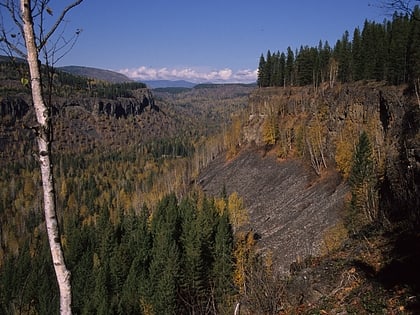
[119,66,257,83]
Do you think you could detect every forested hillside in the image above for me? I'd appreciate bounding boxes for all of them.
[0,60,257,313]
[257,7,420,88]
[206,81,419,313]
[0,6,420,315]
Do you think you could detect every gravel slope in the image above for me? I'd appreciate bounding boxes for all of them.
[199,148,349,273]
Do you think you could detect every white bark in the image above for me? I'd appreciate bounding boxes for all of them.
[234,302,240,315]
[21,1,72,314]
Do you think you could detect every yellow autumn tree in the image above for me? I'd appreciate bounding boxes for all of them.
[214,196,227,215]
[335,120,358,178]
[233,231,256,293]
[227,192,249,231]
[262,111,279,146]
[225,116,242,159]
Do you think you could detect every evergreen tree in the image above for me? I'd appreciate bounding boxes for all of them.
[348,131,378,229]
[149,194,182,314]
[408,6,420,85]
[285,46,295,85]
[264,50,273,87]
[178,197,208,313]
[335,30,352,82]
[212,211,235,312]
[352,27,364,81]
[279,52,287,87]
[121,206,151,314]
[319,40,332,83]
[257,53,266,87]
[387,13,410,84]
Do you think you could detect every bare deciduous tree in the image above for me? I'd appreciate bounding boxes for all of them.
[380,0,420,19]
[0,1,83,314]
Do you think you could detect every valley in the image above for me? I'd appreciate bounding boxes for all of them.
[0,57,419,313]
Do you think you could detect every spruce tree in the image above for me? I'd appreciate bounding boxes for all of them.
[408,6,420,85]
[286,47,295,85]
[352,27,364,81]
[257,53,266,87]
[212,211,234,312]
[149,194,181,314]
[348,131,378,229]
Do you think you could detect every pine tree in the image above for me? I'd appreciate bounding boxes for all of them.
[408,6,420,86]
[352,27,364,81]
[285,46,295,85]
[149,194,181,314]
[387,13,410,84]
[348,131,378,229]
[178,197,207,313]
[319,41,332,84]
[121,207,151,314]
[335,30,352,82]
[212,212,234,312]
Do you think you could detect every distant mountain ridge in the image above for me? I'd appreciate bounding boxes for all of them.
[59,65,132,83]
[143,80,196,89]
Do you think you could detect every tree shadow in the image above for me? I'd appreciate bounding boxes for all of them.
[377,231,420,312]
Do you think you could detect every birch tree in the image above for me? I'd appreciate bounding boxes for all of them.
[0,1,83,314]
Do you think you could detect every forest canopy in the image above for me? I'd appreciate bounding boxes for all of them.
[257,7,420,87]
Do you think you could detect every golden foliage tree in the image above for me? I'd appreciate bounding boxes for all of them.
[262,108,279,146]
[227,192,249,232]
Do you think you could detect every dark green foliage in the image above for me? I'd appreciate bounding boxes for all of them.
[258,8,420,87]
[347,131,378,230]
[407,6,420,83]
[349,131,374,188]
[94,82,147,99]
[142,137,195,159]
[0,239,59,314]
[212,212,235,308]
[0,191,235,314]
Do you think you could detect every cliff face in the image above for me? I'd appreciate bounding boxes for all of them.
[0,88,157,121]
[245,82,419,224]
[200,82,420,274]
[63,88,158,118]
[0,96,30,124]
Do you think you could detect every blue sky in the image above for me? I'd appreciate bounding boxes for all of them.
[57,1,385,82]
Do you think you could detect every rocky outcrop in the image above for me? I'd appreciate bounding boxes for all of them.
[0,88,157,121]
[95,89,158,118]
[200,82,420,274]
[60,88,157,119]
[0,96,29,121]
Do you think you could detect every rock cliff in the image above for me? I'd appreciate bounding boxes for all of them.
[0,88,157,121]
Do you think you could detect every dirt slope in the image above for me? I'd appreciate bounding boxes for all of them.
[199,147,348,273]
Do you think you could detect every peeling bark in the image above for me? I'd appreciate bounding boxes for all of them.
[21,0,72,314]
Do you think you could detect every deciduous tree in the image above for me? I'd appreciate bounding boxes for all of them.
[0,1,83,313]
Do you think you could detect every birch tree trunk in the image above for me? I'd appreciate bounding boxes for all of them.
[21,0,72,313]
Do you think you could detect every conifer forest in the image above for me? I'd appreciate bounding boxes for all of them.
[1,3,420,315]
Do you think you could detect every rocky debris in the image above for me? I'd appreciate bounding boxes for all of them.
[199,148,348,274]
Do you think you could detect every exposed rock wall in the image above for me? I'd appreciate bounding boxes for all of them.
[0,88,157,121]
[0,96,29,120]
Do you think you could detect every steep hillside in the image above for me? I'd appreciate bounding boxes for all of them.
[199,148,347,274]
[198,81,420,313]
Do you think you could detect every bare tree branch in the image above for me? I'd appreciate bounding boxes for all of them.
[380,0,420,19]
[38,0,82,50]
